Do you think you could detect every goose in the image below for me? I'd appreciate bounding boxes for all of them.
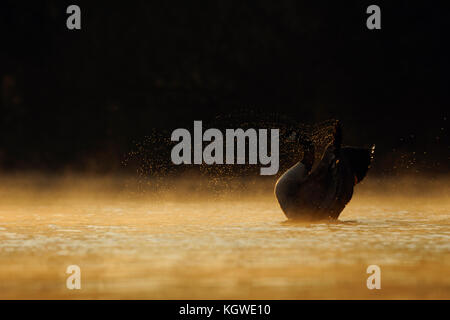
[275,121,374,220]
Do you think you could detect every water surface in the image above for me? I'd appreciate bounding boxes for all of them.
[0,176,448,299]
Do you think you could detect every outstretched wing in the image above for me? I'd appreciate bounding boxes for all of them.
[341,145,375,183]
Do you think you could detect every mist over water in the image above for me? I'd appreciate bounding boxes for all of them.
[0,174,448,299]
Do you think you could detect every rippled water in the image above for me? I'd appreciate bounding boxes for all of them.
[0,176,449,299]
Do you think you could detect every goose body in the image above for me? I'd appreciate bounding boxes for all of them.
[275,122,374,221]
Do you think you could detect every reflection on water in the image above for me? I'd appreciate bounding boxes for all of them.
[0,175,449,299]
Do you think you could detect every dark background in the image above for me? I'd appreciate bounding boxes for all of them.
[0,1,448,175]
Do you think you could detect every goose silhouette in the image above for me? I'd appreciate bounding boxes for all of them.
[275,121,374,221]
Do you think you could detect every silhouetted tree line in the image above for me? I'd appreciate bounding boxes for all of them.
[0,1,448,175]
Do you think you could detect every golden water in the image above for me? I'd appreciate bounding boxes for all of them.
[0,175,448,299]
